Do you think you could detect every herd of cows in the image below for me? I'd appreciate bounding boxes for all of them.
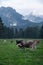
[2,39,40,50]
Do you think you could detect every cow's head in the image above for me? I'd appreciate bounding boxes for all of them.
[16,40,24,47]
[16,40,23,44]
[33,40,40,45]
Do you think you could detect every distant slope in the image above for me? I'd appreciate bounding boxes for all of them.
[0,7,43,29]
[24,13,43,23]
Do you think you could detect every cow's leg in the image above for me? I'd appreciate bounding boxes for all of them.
[29,45,34,51]
[34,45,36,49]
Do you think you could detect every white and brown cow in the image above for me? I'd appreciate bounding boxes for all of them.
[16,40,40,50]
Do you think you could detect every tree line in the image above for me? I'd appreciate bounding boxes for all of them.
[0,17,43,39]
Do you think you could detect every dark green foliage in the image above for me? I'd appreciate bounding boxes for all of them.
[0,17,43,39]
[17,27,39,38]
[0,17,14,39]
[0,17,4,38]
[17,28,24,38]
[14,28,18,38]
[24,27,37,38]
[40,25,43,38]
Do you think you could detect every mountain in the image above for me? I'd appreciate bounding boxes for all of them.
[24,13,43,23]
[0,7,43,29]
[0,7,22,27]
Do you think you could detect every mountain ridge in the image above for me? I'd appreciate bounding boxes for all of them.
[24,13,43,23]
[0,7,43,29]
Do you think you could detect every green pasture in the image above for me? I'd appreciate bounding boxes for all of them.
[0,39,43,65]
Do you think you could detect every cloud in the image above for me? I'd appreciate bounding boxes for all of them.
[38,0,43,3]
[0,0,43,15]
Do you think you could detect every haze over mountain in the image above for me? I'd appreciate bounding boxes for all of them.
[0,7,43,29]
[24,13,43,23]
[0,0,43,16]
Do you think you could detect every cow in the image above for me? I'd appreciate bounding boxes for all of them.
[16,40,40,50]
[3,39,7,43]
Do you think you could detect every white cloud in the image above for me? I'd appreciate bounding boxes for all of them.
[0,0,43,15]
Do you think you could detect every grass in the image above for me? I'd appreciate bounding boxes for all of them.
[0,39,43,65]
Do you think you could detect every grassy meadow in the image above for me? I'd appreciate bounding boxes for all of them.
[0,39,43,65]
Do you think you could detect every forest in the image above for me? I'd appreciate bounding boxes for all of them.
[0,17,43,39]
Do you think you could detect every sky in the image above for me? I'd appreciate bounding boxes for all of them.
[0,0,43,16]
